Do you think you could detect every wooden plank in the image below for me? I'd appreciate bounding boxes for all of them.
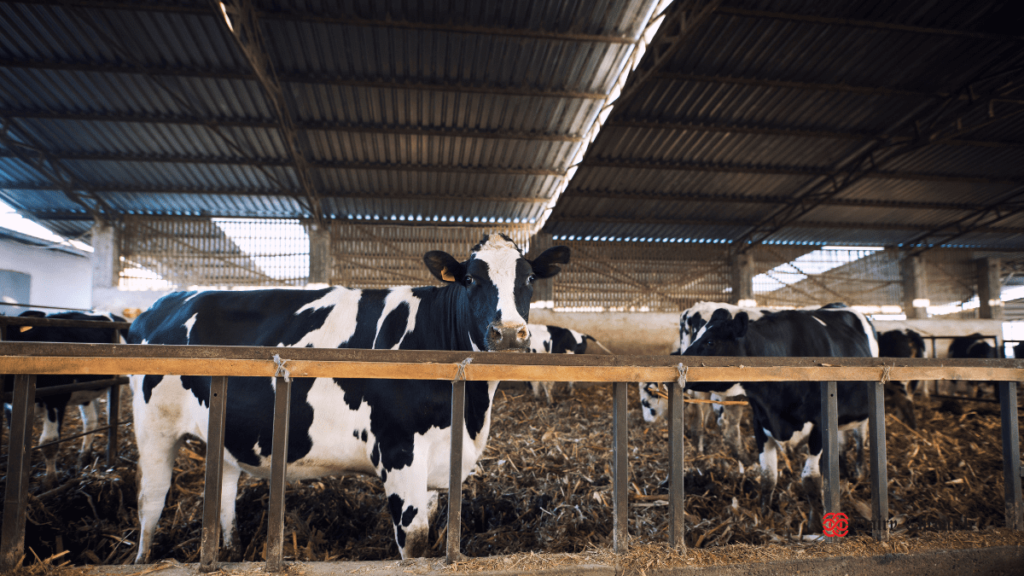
[821,381,840,543]
[0,375,36,571]
[612,381,628,553]
[1,354,1023,383]
[266,376,292,572]
[667,379,685,549]
[868,381,890,541]
[446,379,466,563]
[999,381,1023,530]
[200,376,229,572]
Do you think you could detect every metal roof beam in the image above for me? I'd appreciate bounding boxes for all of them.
[547,214,1024,235]
[605,119,1024,149]
[716,6,1024,43]
[0,151,563,176]
[905,189,1024,256]
[3,109,582,142]
[3,183,551,204]
[654,73,947,99]
[216,0,323,225]
[0,58,606,100]
[19,0,639,44]
[581,159,1022,185]
[567,189,993,212]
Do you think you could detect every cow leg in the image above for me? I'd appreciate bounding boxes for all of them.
[134,431,185,563]
[219,462,243,560]
[38,402,65,489]
[382,460,433,558]
[756,432,778,514]
[543,382,555,404]
[76,398,102,469]
[718,403,746,463]
[530,381,555,403]
[690,391,709,454]
[802,430,825,534]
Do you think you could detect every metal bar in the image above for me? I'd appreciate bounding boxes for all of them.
[667,380,685,549]
[106,329,121,467]
[266,376,292,572]
[612,380,629,553]
[821,380,840,543]
[868,380,889,541]
[1,377,129,402]
[0,317,132,329]
[32,420,127,452]
[999,381,1023,530]
[446,379,466,563]
[200,376,230,572]
[0,375,36,571]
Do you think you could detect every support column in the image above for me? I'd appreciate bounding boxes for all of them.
[307,222,331,286]
[978,257,1004,320]
[91,221,120,289]
[730,253,755,306]
[900,253,928,319]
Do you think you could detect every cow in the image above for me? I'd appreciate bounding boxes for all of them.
[526,324,609,403]
[127,233,569,562]
[681,304,877,532]
[638,302,767,458]
[948,334,999,400]
[877,329,926,428]
[2,310,126,487]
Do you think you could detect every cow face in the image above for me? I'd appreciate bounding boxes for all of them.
[683,310,749,358]
[424,233,569,351]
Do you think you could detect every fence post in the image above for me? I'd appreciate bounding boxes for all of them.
[868,378,889,541]
[612,380,629,553]
[200,376,230,572]
[446,376,466,563]
[820,380,840,543]
[106,328,121,466]
[667,375,686,549]
[999,381,1022,530]
[1,375,36,571]
[266,375,292,572]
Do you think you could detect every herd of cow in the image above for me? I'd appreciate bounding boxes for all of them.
[1,233,1008,561]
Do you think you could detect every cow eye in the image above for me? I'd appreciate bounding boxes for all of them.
[527,274,536,283]
[706,340,716,348]
[464,275,475,287]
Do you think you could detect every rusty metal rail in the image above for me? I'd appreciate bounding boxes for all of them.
[0,343,1021,571]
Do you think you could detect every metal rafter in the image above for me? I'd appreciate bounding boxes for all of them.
[18,0,639,44]
[0,58,606,101]
[2,109,582,142]
[580,158,1023,185]
[0,151,563,177]
[0,117,110,222]
[905,189,1024,256]
[1,183,551,204]
[216,0,323,226]
[715,6,1024,43]
[727,58,1024,255]
[547,214,1024,235]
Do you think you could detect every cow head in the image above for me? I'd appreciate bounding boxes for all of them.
[683,309,749,358]
[424,233,569,351]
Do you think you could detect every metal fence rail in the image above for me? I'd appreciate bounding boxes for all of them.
[0,343,1021,572]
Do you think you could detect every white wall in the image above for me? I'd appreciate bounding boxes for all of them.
[0,239,92,311]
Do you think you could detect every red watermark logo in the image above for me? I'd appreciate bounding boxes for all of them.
[822,512,849,537]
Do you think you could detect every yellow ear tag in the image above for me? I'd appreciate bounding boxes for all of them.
[441,267,456,282]
[20,326,33,332]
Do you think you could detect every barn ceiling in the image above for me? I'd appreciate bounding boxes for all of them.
[1,0,1024,252]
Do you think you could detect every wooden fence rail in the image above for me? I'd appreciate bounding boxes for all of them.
[1,343,1021,572]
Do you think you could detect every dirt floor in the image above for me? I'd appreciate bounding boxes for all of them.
[1,380,1022,569]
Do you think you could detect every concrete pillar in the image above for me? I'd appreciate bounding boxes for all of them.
[730,253,755,306]
[977,257,1004,319]
[307,222,331,286]
[900,253,928,319]
[90,221,120,289]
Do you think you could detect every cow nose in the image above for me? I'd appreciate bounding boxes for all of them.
[486,322,529,351]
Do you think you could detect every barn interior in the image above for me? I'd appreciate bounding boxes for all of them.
[1,0,1023,571]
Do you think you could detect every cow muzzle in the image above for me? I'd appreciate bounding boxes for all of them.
[486,322,530,351]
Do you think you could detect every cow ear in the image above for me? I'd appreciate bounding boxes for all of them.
[530,246,571,279]
[732,312,749,338]
[423,251,466,283]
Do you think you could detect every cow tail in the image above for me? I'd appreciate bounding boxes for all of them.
[584,335,614,355]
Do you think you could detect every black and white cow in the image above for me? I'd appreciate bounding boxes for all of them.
[681,304,877,531]
[639,302,768,457]
[877,329,926,428]
[127,233,569,562]
[948,334,999,399]
[526,324,608,403]
[2,310,126,487]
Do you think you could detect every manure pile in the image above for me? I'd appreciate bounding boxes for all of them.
[2,381,1021,566]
